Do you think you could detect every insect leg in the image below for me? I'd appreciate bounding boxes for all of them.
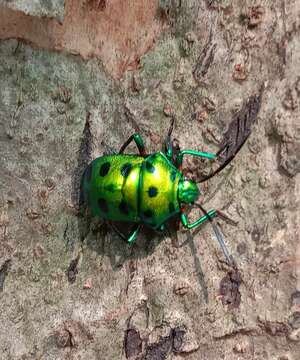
[176,150,217,170]
[159,224,165,232]
[127,224,141,244]
[180,209,217,229]
[107,222,128,241]
[119,134,147,156]
[163,117,175,159]
[162,117,181,165]
[154,223,166,233]
[108,222,141,244]
[180,207,235,265]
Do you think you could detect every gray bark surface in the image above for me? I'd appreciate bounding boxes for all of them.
[0,0,65,21]
[0,1,299,359]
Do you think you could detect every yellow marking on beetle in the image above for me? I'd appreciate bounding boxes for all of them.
[123,165,141,216]
[140,154,180,226]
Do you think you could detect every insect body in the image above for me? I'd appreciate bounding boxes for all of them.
[81,123,218,245]
[81,88,262,263]
[82,153,182,228]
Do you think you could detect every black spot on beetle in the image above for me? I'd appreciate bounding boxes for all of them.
[145,161,155,173]
[143,209,153,219]
[99,162,111,177]
[148,186,158,197]
[119,200,129,215]
[170,170,176,182]
[121,163,132,177]
[98,198,109,213]
[169,202,175,213]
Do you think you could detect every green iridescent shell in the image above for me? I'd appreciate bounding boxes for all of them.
[81,152,181,229]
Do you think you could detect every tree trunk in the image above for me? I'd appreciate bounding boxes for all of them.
[0,1,299,359]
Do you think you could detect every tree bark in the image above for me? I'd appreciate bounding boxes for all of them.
[0,1,299,359]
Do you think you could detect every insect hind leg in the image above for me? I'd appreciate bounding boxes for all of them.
[180,205,236,266]
[163,117,181,164]
[108,222,141,244]
[119,134,146,156]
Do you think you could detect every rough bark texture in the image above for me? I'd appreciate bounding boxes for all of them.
[0,0,65,21]
[0,1,300,359]
[0,0,164,78]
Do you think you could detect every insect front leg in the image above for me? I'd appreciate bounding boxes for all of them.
[180,208,234,265]
[119,134,147,156]
[176,150,217,170]
[180,209,217,229]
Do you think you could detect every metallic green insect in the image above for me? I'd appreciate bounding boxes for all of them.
[80,118,238,263]
[81,90,262,264]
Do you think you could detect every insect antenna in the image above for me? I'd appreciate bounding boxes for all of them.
[194,203,235,266]
[197,146,235,183]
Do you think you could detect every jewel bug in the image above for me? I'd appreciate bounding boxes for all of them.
[80,91,262,264]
